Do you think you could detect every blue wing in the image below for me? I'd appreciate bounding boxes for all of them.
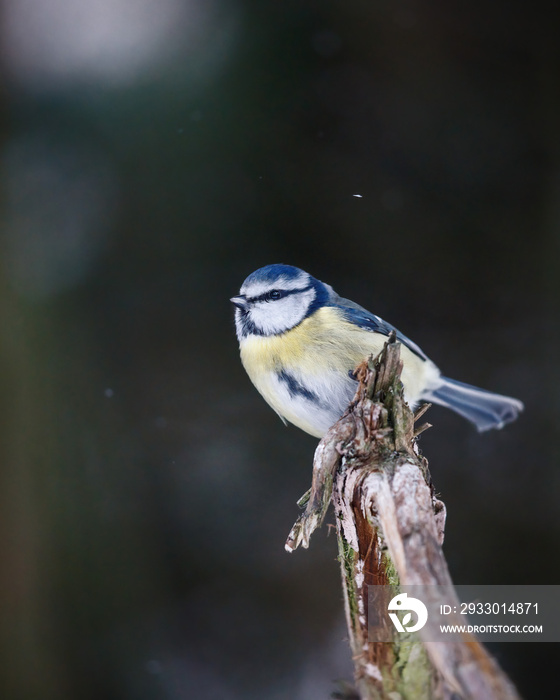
[327,295,428,361]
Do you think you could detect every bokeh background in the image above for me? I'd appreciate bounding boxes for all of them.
[1,1,559,698]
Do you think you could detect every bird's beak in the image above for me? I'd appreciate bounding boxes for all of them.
[230,295,248,310]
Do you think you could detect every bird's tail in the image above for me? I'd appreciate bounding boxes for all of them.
[424,377,524,432]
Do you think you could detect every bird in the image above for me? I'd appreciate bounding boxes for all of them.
[231,264,524,438]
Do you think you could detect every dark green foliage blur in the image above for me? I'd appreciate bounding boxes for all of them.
[1,1,559,698]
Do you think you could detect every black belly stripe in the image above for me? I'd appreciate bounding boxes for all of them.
[277,370,318,402]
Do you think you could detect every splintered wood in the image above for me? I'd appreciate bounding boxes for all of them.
[286,334,521,700]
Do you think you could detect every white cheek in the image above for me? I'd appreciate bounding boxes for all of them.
[249,289,315,335]
[250,299,303,334]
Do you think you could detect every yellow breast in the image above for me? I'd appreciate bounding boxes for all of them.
[239,306,439,430]
[239,306,385,379]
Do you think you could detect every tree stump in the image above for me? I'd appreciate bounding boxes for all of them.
[286,333,521,700]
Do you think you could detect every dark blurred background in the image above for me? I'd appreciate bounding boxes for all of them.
[1,1,559,698]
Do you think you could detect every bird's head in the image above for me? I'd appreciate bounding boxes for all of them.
[231,264,331,339]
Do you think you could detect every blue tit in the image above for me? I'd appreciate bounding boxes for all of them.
[231,264,523,438]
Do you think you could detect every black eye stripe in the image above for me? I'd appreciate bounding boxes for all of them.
[247,284,313,304]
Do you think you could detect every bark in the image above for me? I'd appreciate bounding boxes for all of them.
[286,334,521,700]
